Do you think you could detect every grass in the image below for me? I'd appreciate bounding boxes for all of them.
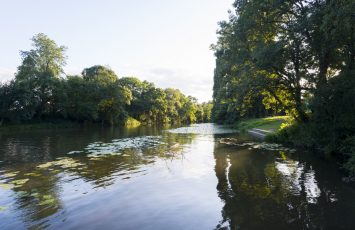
[235,116,290,132]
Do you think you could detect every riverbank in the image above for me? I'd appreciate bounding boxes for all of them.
[235,116,290,139]
[0,119,191,133]
[236,116,355,181]
[0,121,85,132]
[0,116,144,132]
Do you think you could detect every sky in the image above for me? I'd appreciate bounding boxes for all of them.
[0,0,233,102]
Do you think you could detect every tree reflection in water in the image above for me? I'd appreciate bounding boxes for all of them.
[213,138,354,230]
[1,125,355,229]
[0,131,192,229]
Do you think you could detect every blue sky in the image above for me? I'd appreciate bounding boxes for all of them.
[0,0,233,102]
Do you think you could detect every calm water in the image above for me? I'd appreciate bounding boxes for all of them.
[0,124,354,230]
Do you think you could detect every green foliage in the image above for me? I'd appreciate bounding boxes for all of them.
[17,33,67,81]
[265,122,316,148]
[311,70,355,174]
[213,0,355,175]
[116,79,209,125]
[196,102,213,123]
[64,75,98,121]
[124,117,141,127]
[268,71,355,175]
[82,65,118,85]
[0,34,211,127]
[312,71,355,148]
[8,33,68,120]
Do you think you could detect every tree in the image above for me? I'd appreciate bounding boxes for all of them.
[0,33,210,127]
[212,0,355,175]
[82,65,118,85]
[16,33,67,81]
[14,33,67,120]
[64,67,132,125]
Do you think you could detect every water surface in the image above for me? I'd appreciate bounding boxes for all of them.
[0,124,354,229]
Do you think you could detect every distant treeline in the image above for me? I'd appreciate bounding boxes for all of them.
[212,1,355,176]
[0,34,212,126]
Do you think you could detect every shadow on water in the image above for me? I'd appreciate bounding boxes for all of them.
[0,123,355,229]
[213,136,355,230]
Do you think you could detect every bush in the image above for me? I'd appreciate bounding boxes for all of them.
[268,70,355,176]
[124,117,141,127]
[265,122,315,148]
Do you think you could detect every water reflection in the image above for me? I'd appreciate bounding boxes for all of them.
[168,123,237,135]
[214,137,355,230]
[0,127,194,229]
[1,124,355,229]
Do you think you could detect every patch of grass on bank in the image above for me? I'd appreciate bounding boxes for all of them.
[236,116,290,132]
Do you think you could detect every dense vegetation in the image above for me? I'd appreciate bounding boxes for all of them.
[0,34,212,127]
[212,1,355,176]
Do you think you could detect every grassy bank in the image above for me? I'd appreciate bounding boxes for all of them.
[235,116,355,180]
[235,116,290,132]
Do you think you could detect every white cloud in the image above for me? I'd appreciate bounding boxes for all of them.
[0,68,15,83]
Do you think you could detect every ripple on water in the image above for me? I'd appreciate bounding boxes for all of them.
[217,137,297,152]
[167,123,237,135]
[1,124,353,230]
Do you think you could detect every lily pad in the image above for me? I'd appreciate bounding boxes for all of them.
[0,183,14,190]
[37,162,55,169]
[24,172,41,177]
[38,194,56,206]
[37,158,83,170]
[53,158,83,169]
[3,171,20,178]
[11,179,29,186]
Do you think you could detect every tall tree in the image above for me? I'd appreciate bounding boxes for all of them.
[16,33,67,81]
[14,33,67,119]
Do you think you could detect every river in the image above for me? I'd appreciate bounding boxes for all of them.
[0,123,354,229]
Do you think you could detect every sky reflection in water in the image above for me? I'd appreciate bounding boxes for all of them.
[0,124,355,229]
